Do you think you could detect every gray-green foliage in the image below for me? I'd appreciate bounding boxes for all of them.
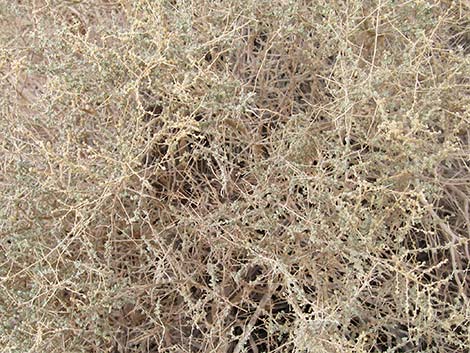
[1,0,469,352]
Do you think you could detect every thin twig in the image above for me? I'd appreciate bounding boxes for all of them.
[233,290,272,353]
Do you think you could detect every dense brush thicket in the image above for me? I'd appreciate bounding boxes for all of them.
[1,1,469,352]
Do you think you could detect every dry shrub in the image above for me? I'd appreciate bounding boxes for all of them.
[1,1,469,352]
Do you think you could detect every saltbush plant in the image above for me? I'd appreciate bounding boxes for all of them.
[1,1,469,352]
